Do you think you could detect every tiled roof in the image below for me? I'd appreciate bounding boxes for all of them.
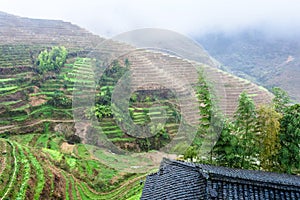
[141,158,300,199]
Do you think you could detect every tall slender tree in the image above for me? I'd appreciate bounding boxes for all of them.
[272,87,291,113]
[256,105,282,171]
[213,121,239,168]
[233,91,258,169]
[278,104,300,174]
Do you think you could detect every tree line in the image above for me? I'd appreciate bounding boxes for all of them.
[209,88,299,174]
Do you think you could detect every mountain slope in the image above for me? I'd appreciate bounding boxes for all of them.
[197,30,300,102]
[0,12,274,199]
[0,11,103,48]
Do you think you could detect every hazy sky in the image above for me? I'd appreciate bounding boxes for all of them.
[1,0,300,37]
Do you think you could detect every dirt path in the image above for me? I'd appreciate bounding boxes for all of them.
[0,125,14,130]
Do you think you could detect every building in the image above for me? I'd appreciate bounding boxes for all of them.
[141,158,300,199]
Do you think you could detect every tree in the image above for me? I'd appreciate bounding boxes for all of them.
[194,72,213,150]
[272,87,291,113]
[37,49,49,72]
[256,105,282,171]
[49,46,68,71]
[184,146,197,162]
[37,46,68,73]
[124,58,130,68]
[86,104,112,120]
[213,121,240,168]
[197,74,212,131]
[48,91,72,108]
[233,91,258,169]
[278,104,300,174]
[195,71,224,163]
[97,86,114,105]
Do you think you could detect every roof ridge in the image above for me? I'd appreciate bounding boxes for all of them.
[161,158,300,188]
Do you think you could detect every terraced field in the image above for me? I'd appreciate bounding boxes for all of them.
[0,51,157,199]
[0,136,144,200]
[0,11,275,199]
[0,46,273,199]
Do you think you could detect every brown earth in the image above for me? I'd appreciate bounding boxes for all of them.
[29,95,47,107]
[60,142,75,154]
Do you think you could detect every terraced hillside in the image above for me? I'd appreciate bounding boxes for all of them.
[0,11,103,49]
[0,137,144,200]
[0,12,274,199]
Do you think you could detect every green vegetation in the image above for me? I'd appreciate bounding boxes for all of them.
[37,46,67,73]
[0,36,299,200]
[256,105,282,171]
[42,148,63,161]
[0,86,18,92]
[179,70,300,175]
[0,134,145,199]
[84,60,180,152]
[195,72,213,148]
[15,143,31,200]
[233,91,258,169]
[278,104,300,174]
[0,47,146,199]
[272,87,291,113]
[24,146,45,199]
[0,140,17,199]
[213,122,238,167]
[211,89,300,174]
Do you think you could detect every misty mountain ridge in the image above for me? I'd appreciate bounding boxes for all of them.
[197,28,300,102]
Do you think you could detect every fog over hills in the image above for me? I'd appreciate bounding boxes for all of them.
[197,28,300,102]
[1,0,300,37]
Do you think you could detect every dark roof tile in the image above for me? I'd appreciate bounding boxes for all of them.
[141,158,300,200]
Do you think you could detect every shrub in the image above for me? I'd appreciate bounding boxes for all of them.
[37,46,67,74]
